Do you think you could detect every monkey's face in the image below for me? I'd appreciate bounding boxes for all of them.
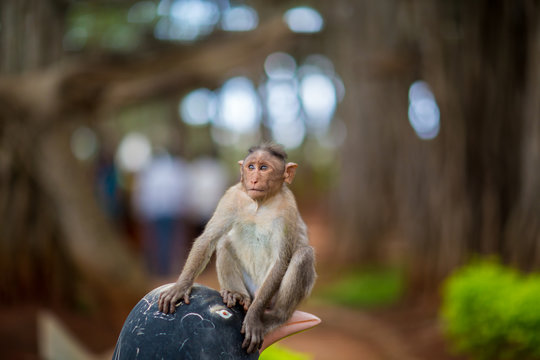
[240,151,285,201]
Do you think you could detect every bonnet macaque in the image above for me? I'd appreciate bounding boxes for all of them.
[158,143,316,353]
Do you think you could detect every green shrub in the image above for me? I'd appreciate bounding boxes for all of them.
[259,344,311,360]
[318,267,404,308]
[441,260,540,360]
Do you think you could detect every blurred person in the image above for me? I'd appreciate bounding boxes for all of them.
[133,152,190,277]
[186,156,229,232]
[95,150,123,221]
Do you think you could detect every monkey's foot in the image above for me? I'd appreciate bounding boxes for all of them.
[241,320,265,354]
[220,289,251,311]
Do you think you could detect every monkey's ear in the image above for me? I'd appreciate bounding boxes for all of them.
[238,160,244,181]
[284,162,298,184]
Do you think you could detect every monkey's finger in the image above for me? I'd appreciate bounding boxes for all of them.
[169,295,181,314]
[255,336,264,353]
[227,294,236,308]
[242,331,251,349]
[233,293,244,307]
[183,290,191,304]
[163,292,176,313]
[246,340,255,353]
[247,336,260,354]
[220,290,228,303]
[242,299,251,311]
[159,291,168,306]
[160,296,169,313]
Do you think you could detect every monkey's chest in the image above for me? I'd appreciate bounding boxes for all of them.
[229,222,279,284]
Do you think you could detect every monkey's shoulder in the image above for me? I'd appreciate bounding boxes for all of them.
[224,183,244,197]
[270,188,304,220]
[215,183,251,212]
[225,183,252,203]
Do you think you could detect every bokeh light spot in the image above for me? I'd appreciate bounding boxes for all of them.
[408,81,440,140]
[221,6,258,32]
[271,116,306,149]
[71,126,98,161]
[409,80,435,103]
[180,88,217,126]
[155,0,219,42]
[170,0,219,27]
[264,52,297,80]
[265,79,300,126]
[300,73,337,132]
[302,54,335,76]
[215,77,261,134]
[116,132,152,172]
[284,7,324,33]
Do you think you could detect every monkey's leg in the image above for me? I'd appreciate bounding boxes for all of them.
[216,244,252,310]
[263,246,316,331]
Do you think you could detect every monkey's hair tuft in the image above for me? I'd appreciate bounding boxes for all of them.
[247,142,288,162]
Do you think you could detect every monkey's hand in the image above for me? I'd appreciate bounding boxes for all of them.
[241,310,265,353]
[220,290,251,311]
[158,281,192,314]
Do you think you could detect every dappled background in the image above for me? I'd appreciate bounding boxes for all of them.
[1,1,539,359]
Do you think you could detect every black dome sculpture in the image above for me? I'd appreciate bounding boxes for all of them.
[113,284,259,360]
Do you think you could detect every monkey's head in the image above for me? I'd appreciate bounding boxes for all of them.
[238,143,298,201]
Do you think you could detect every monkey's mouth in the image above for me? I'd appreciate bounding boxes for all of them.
[249,188,265,192]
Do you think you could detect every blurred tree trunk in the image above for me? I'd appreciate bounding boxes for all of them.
[504,3,540,269]
[325,1,416,262]
[0,0,147,306]
[0,0,75,303]
[408,0,539,283]
[329,0,540,285]
[0,0,64,73]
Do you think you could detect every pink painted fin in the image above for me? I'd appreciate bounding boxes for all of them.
[259,310,321,352]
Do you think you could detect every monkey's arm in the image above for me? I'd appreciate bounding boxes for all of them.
[158,188,237,314]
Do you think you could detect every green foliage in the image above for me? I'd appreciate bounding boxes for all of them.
[441,260,540,360]
[259,345,311,360]
[318,267,404,308]
[65,3,151,52]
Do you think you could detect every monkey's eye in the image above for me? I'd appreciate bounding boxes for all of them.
[248,164,255,170]
[215,309,233,319]
[260,165,268,170]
